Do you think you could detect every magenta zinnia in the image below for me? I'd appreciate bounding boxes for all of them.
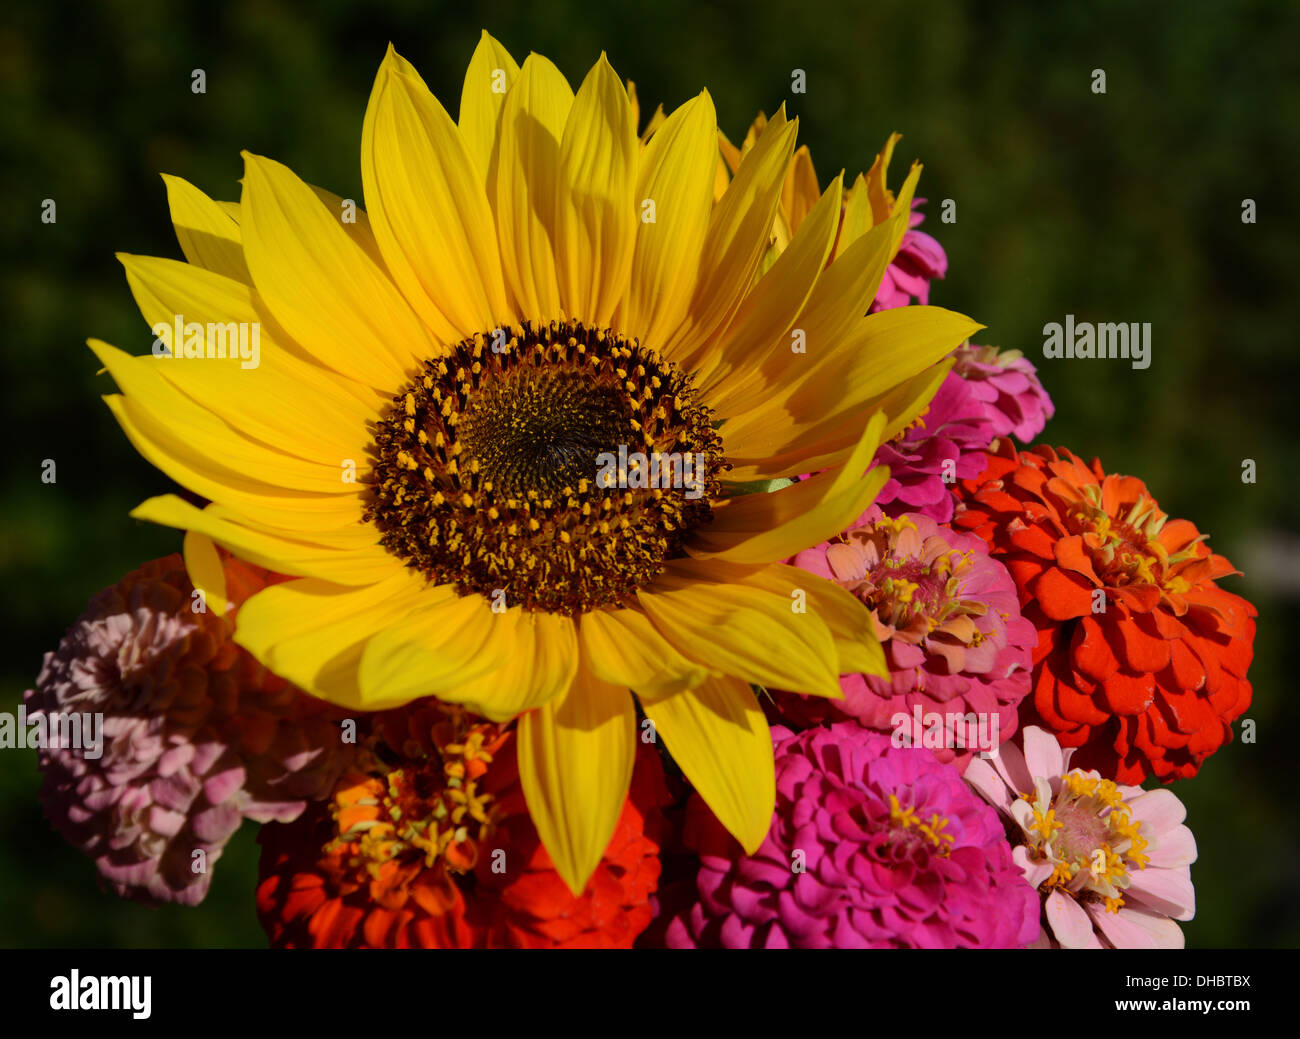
[665,724,1040,948]
[950,342,1054,443]
[867,370,997,523]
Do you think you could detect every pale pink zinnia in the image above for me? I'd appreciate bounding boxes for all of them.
[964,726,1197,948]
[25,554,354,905]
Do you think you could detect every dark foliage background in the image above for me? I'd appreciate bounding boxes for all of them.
[2,0,1296,947]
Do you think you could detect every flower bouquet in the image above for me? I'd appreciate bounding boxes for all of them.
[27,32,1255,949]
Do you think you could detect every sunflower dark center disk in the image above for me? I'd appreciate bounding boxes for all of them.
[365,319,728,615]
[459,367,632,497]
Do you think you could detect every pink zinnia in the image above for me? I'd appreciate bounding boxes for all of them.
[778,507,1034,769]
[964,726,1197,948]
[665,725,1040,948]
[869,370,996,523]
[25,554,354,905]
[871,201,948,312]
[951,342,1055,443]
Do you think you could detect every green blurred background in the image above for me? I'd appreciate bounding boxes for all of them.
[2,0,1295,947]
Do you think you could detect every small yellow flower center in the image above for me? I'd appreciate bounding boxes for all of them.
[1065,484,1205,594]
[888,793,955,857]
[329,714,503,877]
[1019,769,1149,913]
[844,516,985,633]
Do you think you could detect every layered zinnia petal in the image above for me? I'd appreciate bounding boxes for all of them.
[950,342,1055,443]
[954,442,1256,782]
[25,552,356,906]
[775,507,1035,770]
[665,724,1040,948]
[965,726,1197,948]
[256,700,669,947]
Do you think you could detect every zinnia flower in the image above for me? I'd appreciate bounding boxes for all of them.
[256,700,668,948]
[665,724,1040,948]
[954,442,1256,783]
[777,507,1035,769]
[965,726,1196,948]
[870,369,997,522]
[871,202,948,312]
[93,31,980,891]
[950,342,1055,443]
[24,552,353,905]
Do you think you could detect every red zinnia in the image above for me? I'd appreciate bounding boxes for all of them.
[256,700,668,948]
[953,441,1255,783]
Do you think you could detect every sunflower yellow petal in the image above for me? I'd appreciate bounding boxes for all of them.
[92,339,362,496]
[553,53,637,327]
[873,362,954,442]
[697,174,842,397]
[161,174,250,283]
[712,145,731,202]
[638,675,774,853]
[363,45,512,341]
[182,531,229,617]
[254,585,436,711]
[130,494,390,584]
[721,308,981,473]
[580,606,715,696]
[866,132,904,225]
[240,151,431,384]
[694,411,890,564]
[665,109,796,370]
[779,206,905,367]
[101,393,368,536]
[430,608,579,720]
[638,101,666,144]
[623,91,717,347]
[196,500,386,554]
[357,592,511,706]
[518,662,636,895]
[782,145,821,236]
[638,568,842,700]
[458,31,520,185]
[118,252,386,427]
[680,558,887,679]
[492,53,573,322]
[232,570,427,662]
[308,184,389,272]
[838,172,874,251]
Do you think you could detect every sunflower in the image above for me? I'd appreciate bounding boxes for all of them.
[92,32,980,892]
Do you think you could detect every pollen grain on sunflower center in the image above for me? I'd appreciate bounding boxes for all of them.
[364,319,727,615]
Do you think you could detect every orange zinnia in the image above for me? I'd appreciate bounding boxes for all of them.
[953,441,1255,783]
[255,701,668,948]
